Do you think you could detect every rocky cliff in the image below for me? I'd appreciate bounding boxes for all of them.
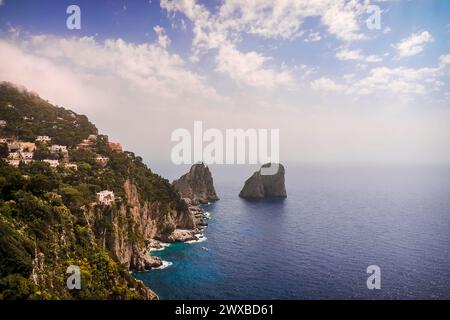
[239,163,287,198]
[172,163,219,204]
[0,82,198,299]
[86,179,196,273]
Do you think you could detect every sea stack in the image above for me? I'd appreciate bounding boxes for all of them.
[173,163,219,204]
[239,163,287,199]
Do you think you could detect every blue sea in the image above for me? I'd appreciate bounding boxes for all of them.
[134,163,450,299]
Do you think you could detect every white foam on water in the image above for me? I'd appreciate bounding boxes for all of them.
[153,260,173,270]
[149,242,171,252]
[186,233,207,244]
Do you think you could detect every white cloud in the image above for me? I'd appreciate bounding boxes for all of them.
[320,1,366,41]
[313,53,450,96]
[153,25,171,48]
[0,34,225,116]
[160,0,369,87]
[162,0,368,44]
[336,48,364,61]
[395,31,434,58]
[365,55,383,63]
[304,32,321,42]
[295,64,317,79]
[383,26,392,34]
[336,48,382,62]
[160,0,298,88]
[217,0,367,41]
[26,35,220,101]
[349,66,439,95]
[311,77,345,92]
[439,54,450,66]
[215,44,293,88]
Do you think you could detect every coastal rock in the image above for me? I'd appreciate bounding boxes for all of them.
[239,163,287,199]
[173,163,219,204]
[86,179,196,270]
[148,239,166,251]
[185,198,205,214]
[135,280,159,300]
[158,229,198,243]
[131,249,163,272]
[180,199,209,228]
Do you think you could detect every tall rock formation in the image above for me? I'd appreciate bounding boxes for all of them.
[172,163,219,204]
[239,163,287,198]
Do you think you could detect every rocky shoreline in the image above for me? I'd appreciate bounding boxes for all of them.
[133,199,210,272]
[132,163,217,275]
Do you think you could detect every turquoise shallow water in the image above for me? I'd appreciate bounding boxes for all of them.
[135,164,450,299]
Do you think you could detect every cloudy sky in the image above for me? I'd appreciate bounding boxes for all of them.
[0,0,450,164]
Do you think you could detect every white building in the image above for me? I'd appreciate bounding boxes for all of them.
[97,190,115,205]
[64,163,78,170]
[8,152,20,159]
[7,160,20,167]
[43,159,59,167]
[7,142,20,152]
[77,139,93,150]
[50,145,68,153]
[36,136,51,143]
[95,155,109,166]
[20,152,34,160]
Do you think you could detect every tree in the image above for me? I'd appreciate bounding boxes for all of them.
[27,174,55,195]
[0,143,8,158]
[0,161,25,198]
[33,144,51,160]
[60,185,84,208]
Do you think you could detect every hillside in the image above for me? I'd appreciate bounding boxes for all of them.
[0,84,97,147]
[0,82,196,299]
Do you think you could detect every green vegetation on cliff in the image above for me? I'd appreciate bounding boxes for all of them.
[0,83,96,147]
[0,82,190,300]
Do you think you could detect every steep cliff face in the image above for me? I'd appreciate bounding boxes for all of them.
[89,179,196,272]
[239,163,287,198]
[0,178,159,300]
[173,163,219,204]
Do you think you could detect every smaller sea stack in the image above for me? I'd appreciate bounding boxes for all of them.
[239,163,287,199]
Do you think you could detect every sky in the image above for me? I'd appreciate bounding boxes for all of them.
[0,0,449,165]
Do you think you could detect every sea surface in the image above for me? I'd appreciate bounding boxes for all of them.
[134,163,450,299]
